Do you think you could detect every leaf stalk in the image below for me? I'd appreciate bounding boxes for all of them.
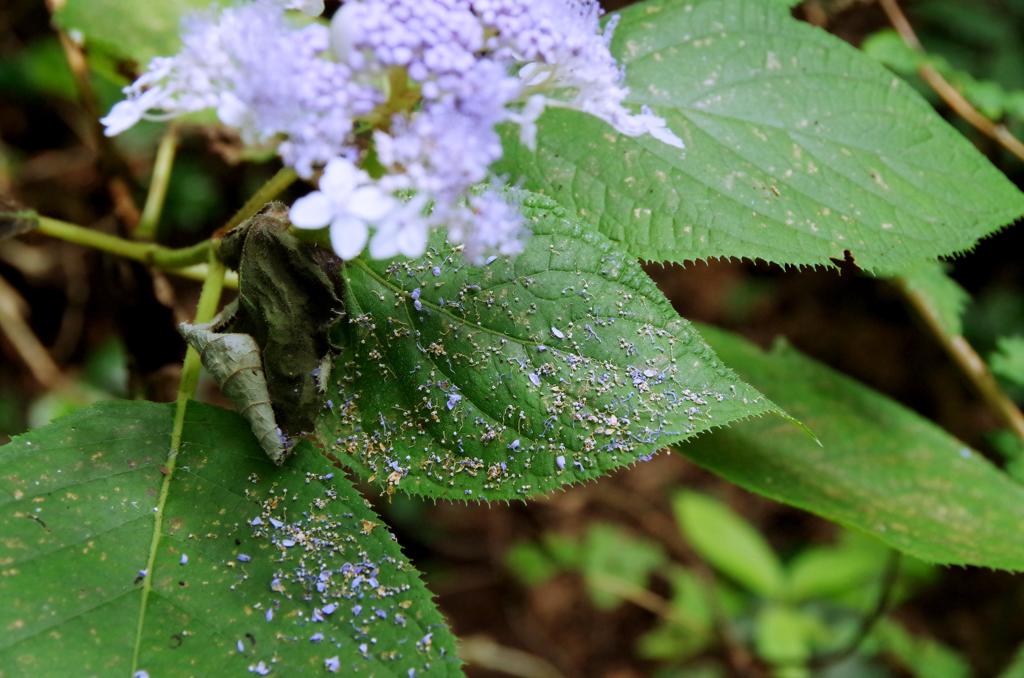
[216,166,298,237]
[37,216,211,268]
[136,124,180,240]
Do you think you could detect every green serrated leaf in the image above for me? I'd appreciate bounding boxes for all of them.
[672,491,785,597]
[678,325,1024,570]
[317,192,777,502]
[0,401,462,676]
[497,0,1024,271]
[54,0,214,66]
[991,336,1024,388]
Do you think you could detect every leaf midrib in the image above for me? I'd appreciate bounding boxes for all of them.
[129,397,191,673]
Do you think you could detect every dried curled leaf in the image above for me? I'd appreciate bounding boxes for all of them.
[218,203,344,437]
[180,204,345,464]
[180,302,290,463]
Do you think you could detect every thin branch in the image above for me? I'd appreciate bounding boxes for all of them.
[585,572,707,634]
[45,0,142,223]
[459,635,565,678]
[36,216,211,269]
[50,247,89,361]
[586,486,761,674]
[898,278,1024,440]
[174,264,240,289]
[0,275,62,388]
[808,551,902,669]
[215,166,298,237]
[878,0,1024,162]
[876,0,1024,438]
[27,216,238,287]
[136,124,180,240]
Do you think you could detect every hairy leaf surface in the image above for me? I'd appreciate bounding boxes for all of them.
[678,325,1024,570]
[317,194,776,501]
[497,0,1024,270]
[0,401,461,676]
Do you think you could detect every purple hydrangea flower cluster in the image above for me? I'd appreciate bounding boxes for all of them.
[101,0,380,178]
[103,0,684,264]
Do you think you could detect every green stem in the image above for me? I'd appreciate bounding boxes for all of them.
[37,216,210,268]
[130,251,225,673]
[217,166,298,236]
[136,124,180,240]
[178,254,227,394]
[175,264,240,289]
[807,551,901,670]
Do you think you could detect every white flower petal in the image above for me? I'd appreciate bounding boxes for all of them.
[329,216,369,260]
[517,63,551,88]
[320,158,360,197]
[513,95,547,151]
[329,2,360,62]
[369,226,402,260]
[396,223,429,259]
[349,186,396,221]
[647,122,685,150]
[637,106,685,149]
[100,101,143,137]
[216,92,248,128]
[289,192,333,229]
